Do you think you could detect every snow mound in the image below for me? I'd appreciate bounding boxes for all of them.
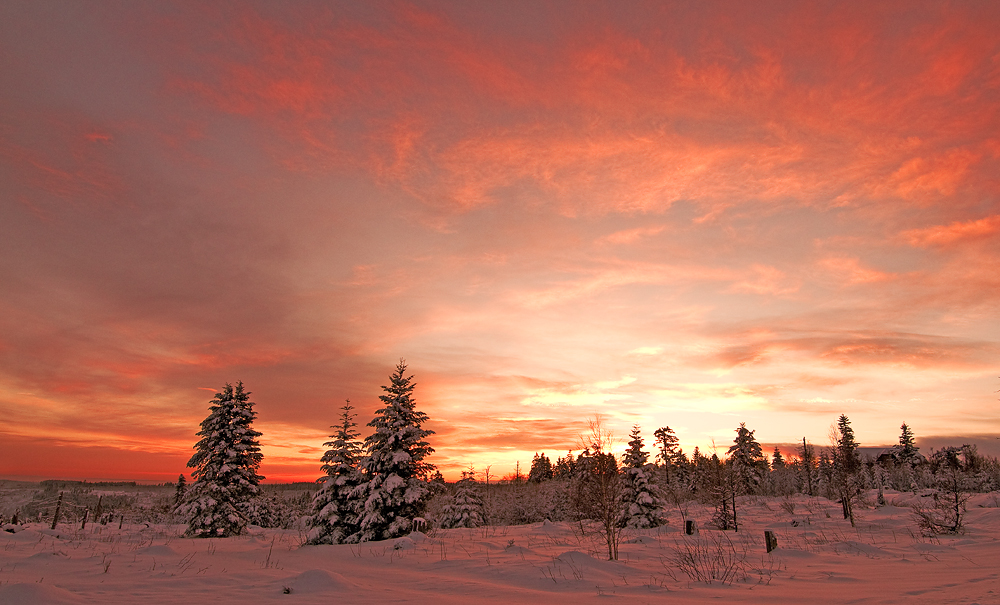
[555,551,608,568]
[283,569,349,594]
[28,550,70,560]
[393,536,416,550]
[624,535,657,544]
[139,544,179,557]
[0,583,83,604]
[407,530,428,542]
[834,541,889,557]
[775,548,817,559]
[504,545,535,556]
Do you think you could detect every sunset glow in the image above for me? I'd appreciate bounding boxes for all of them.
[2,1,999,482]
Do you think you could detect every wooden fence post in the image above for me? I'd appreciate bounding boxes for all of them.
[764,530,778,553]
[51,492,64,530]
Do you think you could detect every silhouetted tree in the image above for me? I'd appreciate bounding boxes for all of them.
[173,474,187,509]
[799,438,815,496]
[894,423,921,465]
[833,414,862,526]
[528,453,554,483]
[771,447,785,470]
[654,426,680,485]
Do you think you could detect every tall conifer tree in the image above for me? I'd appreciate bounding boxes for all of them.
[352,360,435,542]
[727,423,765,495]
[622,425,664,528]
[308,401,364,544]
[180,382,263,537]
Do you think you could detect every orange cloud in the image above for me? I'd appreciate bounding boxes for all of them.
[817,257,895,285]
[903,215,1000,247]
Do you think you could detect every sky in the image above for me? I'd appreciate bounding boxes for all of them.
[1,1,999,483]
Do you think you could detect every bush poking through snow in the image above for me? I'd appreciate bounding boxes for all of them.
[667,532,754,585]
[912,446,979,535]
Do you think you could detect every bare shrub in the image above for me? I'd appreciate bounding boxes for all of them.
[667,532,750,585]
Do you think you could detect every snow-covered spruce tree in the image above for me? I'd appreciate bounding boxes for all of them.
[621,425,664,528]
[307,401,364,544]
[180,382,264,537]
[833,414,862,526]
[727,423,765,495]
[351,360,435,542]
[438,469,485,529]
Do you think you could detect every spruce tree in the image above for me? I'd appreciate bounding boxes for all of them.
[553,451,576,479]
[653,426,679,485]
[439,470,485,529]
[771,447,785,469]
[833,414,861,526]
[799,437,815,496]
[307,401,364,544]
[621,425,664,528]
[179,382,264,537]
[528,453,553,483]
[727,423,764,495]
[352,360,435,542]
[895,423,920,464]
[174,474,187,509]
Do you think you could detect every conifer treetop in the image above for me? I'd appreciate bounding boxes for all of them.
[321,400,363,476]
[363,360,435,479]
[623,425,649,468]
[181,381,263,537]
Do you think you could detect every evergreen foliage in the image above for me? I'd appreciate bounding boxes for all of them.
[621,426,663,528]
[429,469,448,495]
[833,414,862,526]
[553,452,576,479]
[173,474,187,509]
[179,382,264,537]
[771,447,785,469]
[623,426,650,467]
[799,438,815,496]
[727,423,765,494]
[653,426,680,484]
[528,453,554,483]
[352,360,436,542]
[835,414,861,473]
[439,470,485,528]
[895,423,921,464]
[307,402,364,544]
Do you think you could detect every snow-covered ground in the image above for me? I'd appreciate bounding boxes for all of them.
[2,491,998,604]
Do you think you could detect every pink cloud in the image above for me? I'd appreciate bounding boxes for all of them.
[903,215,1000,247]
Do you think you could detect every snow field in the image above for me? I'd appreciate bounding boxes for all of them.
[1,491,998,604]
